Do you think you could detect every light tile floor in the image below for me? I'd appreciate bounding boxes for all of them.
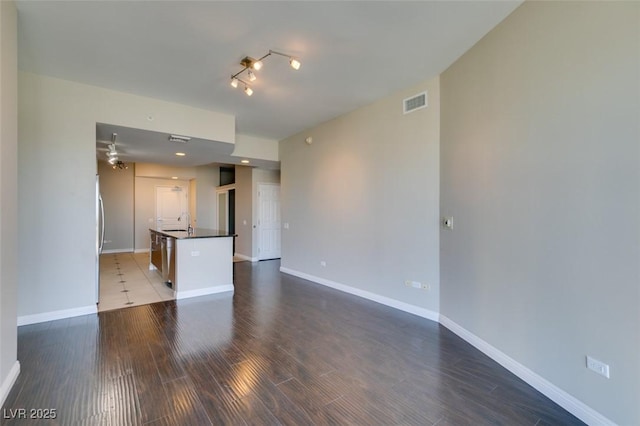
[98,252,174,312]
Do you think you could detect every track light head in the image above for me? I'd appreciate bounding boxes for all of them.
[290,57,301,70]
[230,77,238,88]
[248,70,256,82]
[252,60,263,71]
[244,86,253,96]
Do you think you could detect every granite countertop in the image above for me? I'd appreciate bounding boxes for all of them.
[150,227,236,239]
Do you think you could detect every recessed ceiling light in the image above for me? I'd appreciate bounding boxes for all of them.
[175,152,186,156]
[241,159,250,164]
[171,176,178,180]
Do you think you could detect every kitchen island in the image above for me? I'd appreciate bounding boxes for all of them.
[149,228,235,300]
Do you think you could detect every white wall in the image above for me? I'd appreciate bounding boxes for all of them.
[18,72,235,318]
[440,2,639,424]
[0,0,19,406]
[134,163,196,181]
[195,164,220,229]
[233,134,279,162]
[280,77,440,315]
[189,178,197,228]
[234,166,253,258]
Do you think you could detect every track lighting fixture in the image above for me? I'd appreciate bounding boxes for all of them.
[230,49,301,96]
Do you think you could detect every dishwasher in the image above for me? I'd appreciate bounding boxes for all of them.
[150,231,162,271]
[161,235,176,288]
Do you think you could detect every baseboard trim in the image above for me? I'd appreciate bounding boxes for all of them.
[134,249,150,254]
[176,285,234,300]
[279,267,439,322]
[234,253,258,262]
[438,315,615,426]
[0,361,20,408]
[102,248,135,254]
[17,305,97,326]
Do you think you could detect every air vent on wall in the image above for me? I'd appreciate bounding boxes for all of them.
[403,91,428,114]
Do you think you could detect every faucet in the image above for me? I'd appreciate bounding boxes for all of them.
[177,212,193,235]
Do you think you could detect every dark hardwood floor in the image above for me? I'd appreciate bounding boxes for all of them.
[3,260,583,425]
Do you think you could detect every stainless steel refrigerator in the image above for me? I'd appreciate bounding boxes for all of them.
[96,175,105,304]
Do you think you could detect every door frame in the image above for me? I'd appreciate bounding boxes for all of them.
[215,184,235,233]
[257,182,281,260]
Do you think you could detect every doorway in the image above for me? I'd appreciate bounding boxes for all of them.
[216,186,235,233]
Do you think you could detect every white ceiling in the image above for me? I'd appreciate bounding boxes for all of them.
[16,0,522,166]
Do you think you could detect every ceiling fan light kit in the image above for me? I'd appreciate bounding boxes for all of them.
[230,49,301,96]
[103,132,129,169]
[106,133,119,164]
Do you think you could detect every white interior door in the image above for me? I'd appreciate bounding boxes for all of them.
[257,183,281,260]
[156,186,188,230]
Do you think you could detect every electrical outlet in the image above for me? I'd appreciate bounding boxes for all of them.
[404,280,421,289]
[421,283,430,290]
[586,356,610,378]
